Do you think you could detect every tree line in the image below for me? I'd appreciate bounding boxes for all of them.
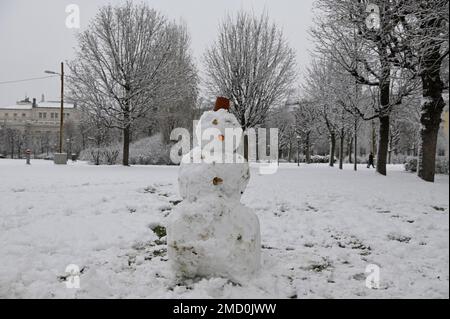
[59,0,448,182]
[308,0,448,181]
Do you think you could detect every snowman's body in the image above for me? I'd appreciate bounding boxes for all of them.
[167,109,261,280]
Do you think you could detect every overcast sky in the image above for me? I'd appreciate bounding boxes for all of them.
[0,0,315,106]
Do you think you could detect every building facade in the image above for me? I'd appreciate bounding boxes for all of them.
[0,97,80,157]
[0,97,79,132]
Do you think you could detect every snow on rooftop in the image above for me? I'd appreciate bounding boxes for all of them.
[37,101,75,108]
[0,101,75,110]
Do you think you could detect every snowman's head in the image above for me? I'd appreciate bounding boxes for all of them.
[195,109,242,153]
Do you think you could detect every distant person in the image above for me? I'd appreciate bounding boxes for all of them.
[367,152,375,168]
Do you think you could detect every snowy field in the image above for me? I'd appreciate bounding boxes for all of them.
[0,159,448,299]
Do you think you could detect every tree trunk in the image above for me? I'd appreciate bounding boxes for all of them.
[388,132,392,165]
[347,137,353,164]
[418,117,441,182]
[417,76,445,182]
[376,61,391,176]
[122,125,130,166]
[243,133,249,161]
[329,133,336,167]
[371,120,377,155]
[255,130,259,162]
[305,132,311,164]
[377,115,390,176]
[354,121,358,171]
[417,30,446,182]
[339,129,344,170]
[17,143,22,159]
[288,141,292,162]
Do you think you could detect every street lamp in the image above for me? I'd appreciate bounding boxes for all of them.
[45,62,66,164]
[296,135,301,167]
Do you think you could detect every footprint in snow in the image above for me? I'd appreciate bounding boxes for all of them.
[387,233,411,243]
[141,185,174,198]
[127,206,137,214]
[169,199,182,206]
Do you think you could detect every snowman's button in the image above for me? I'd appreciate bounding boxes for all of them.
[213,177,223,185]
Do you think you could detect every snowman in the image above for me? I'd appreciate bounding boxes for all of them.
[167,97,261,280]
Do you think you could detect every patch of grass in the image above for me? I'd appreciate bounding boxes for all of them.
[152,248,167,257]
[306,258,333,273]
[150,225,167,238]
[154,237,166,246]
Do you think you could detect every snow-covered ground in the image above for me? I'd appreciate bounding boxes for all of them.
[0,159,448,298]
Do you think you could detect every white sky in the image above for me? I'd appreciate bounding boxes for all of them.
[0,0,315,106]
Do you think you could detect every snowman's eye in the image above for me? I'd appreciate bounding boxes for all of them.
[212,119,218,125]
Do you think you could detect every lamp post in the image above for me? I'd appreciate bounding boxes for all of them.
[45,62,66,164]
[297,135,301,167]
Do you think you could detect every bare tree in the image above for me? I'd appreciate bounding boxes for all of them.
[330,63,378,171]
[303,59,351,167]
[267,107,297,162]
[293,100,320,164]
[204,11,297,159]
[311,0,420,176]
[68,2,196,165]
[156,72,198,145]
[3,128,17,158]
[388,116,401,164]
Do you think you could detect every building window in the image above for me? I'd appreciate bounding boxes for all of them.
[51,113,54,119]
[4,113,8,117]
[14,113,17,117]
[39,113,42,118]
[22,113,26,117]
[43,113,47,118]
